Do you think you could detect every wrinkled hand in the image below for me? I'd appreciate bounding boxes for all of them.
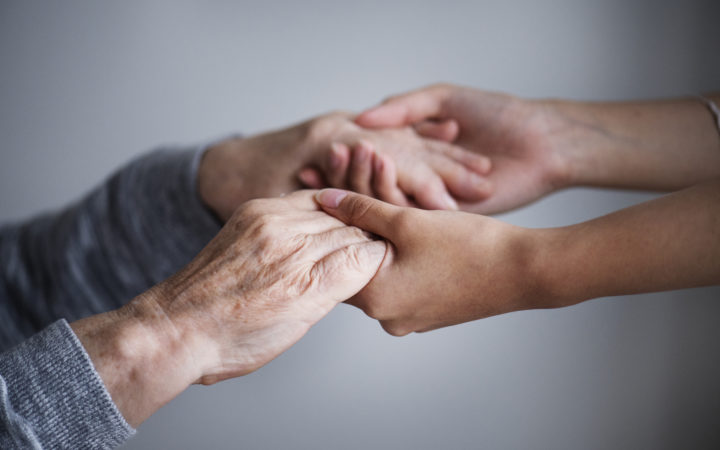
[355,84,571,214]
[314,189,542,336]
[297,114,492,210]
[159,190,387,383]
[141,191,387,386]
[73,190,387,426]
[71,191,387,426]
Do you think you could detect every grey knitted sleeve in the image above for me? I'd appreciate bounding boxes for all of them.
[0,146,222,350]
[0,319,133,449]
[0,145,224,448]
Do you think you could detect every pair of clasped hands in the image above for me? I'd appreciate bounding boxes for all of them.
[173,86,555,380]
[76,84,545,425]
[74,83,720,426]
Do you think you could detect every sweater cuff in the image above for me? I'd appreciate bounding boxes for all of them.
[0,319,134,449]
[176,145,224,236]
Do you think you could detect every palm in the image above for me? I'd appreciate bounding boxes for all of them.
[445,92,561,214]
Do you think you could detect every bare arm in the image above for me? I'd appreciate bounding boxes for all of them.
[548,95,720,190]
[537,178,720,306]
[314,184,720,335]
[354,85,720,213]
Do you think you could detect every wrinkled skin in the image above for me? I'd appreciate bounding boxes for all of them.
[148,190,388,384]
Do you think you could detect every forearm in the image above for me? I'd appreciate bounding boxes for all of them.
[534,178,720,306]
[543,95,720,190]
[70,288,201,428]
[0,291,194,448]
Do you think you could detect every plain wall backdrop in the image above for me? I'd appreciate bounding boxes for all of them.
[1,1,719,449]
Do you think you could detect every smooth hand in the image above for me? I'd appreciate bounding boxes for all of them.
[314,189,544,336]
[355,84,572,214]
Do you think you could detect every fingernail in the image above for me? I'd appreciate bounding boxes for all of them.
[479,157,492,173]
[467,156,491,174]
[298,169,313,186]
[373,154,384,172]
[316,189,348,208]
[442,193,459,210]
[356,108,378,123]
[355,143,370,162]
[330,143,343,169]
[470,174,490,191]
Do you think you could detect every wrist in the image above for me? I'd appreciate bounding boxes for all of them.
[70,288,203,427]
[197,136,251,221]
[532,98,609,189]
[466,218,564,315]
[523,225,595,310]
[500,226,561,312]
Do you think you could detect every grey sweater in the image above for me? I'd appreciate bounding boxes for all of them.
[0,147,221,449]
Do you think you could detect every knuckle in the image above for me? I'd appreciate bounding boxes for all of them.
[346,196,374,224]
[287,233,309,254]
[431,82,451,94]
[415,180,443,200]
[243,213,283,248]
[382,94,398,105]
[381,320,412,337]
[255,213,279,232]
[235,199,266,220]
[388,209,413,233]
[344,244,365,268]
[308,113,354,141]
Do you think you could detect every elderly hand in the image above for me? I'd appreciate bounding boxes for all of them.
[71,190,387,426]
[296,113,492,209]
[314,188,544,336]
[354,84,572,214]
[198,112,492,221]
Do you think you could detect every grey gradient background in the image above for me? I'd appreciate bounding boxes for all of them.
[1,1,719,449]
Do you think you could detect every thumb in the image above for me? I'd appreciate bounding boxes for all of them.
[315,189,399,237]
[355,85,449,128]
[413,119,460,142]
[311,240,387,308]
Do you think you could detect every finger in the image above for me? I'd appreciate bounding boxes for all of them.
[428,140,491,175]
[238,206,345,236]
[310,240,388,310]
[281,210,347,233]
[305,224,375,260]
[372,153,410,206]
[399,168,458,211]
[414,119,460,142]
[325,142,351,188]
[425,154,493,201]
[347,140,374,196]
[355,85,449,128]
[276,190,324,211]
[315,189,400,237]
[380,319,412,337]
[297,167,326,189]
